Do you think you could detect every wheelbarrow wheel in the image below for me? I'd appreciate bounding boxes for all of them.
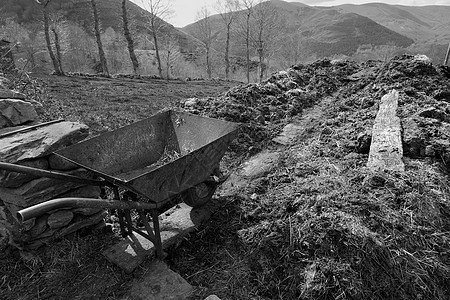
[183,181,217,208]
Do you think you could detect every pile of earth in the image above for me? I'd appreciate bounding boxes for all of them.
[173,55,450,299]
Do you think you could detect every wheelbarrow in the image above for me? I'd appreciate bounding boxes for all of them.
[0,110,239,258]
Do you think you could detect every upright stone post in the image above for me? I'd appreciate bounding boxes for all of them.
[367,89,405,172]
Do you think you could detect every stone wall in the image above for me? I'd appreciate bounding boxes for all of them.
[0,76,105,251]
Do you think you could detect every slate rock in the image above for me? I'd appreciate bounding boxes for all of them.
[273,123,302,145]
[26,214,49,237]
[48,154,78,170]
[402,118,426,158]
[0,121,89,163]
[356,132,372,154]
[418,107,449,122]
[124,260,194,300]
[219,150,281,197]
[0,89,26,100]
[55,210,106,239]
[0,169,92,213]
[0,157,49,188]
[0,99,39,129]
[205,296,221,300]
[48,210,74,229]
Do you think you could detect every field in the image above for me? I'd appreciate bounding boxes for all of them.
[2,55,450,300]
[0,74,239,300]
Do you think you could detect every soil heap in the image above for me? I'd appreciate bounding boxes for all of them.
[174,55,450,299]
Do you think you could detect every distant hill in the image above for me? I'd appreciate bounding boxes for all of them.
[182,0,413,59]
[0,0,202,53]
[336,3,450,43]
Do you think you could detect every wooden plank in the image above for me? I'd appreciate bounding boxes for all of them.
[367,89,405,172]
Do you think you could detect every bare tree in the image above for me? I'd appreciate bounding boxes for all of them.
[90,0,109,76]
[122,0,139,74]
[49,11,68,75]
[239,0,254,83]
[216,0,239,80]
[37,0,63,75]
[250,0,280,82]
[161,33,180,79]
[445,42,450,66]
[139,0,173,78]
[196,6,213,79]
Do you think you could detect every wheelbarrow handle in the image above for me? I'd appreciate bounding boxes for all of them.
[0,162,114,187]
[17,197,157,222]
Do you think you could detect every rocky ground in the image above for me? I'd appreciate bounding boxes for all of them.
[1,55,450,299]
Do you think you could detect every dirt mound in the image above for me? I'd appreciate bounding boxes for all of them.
[172,55,450,299]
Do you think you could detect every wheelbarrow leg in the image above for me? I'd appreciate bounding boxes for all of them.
[151,209,163,259]
[113,187,128,236]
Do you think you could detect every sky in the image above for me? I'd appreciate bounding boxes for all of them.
[131,0,450,28]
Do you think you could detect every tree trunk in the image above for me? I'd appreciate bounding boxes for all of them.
[43,6,62,75]
[206,46,212,79]
[166,49,170,79]
[445,42,450,66]
[51,27,64,75]
[91,0,109,76]
[121,0,139,74]
[245,13,250,83]
[258,48,263,83]
[152,26,163,78]
[225,23,231,81]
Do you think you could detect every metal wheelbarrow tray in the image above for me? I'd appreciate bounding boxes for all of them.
[54,109,238,204]
[3,110,239,258]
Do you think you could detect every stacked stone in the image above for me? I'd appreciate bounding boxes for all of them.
[0,77,105,250]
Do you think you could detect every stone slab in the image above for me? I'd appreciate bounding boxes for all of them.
[367,90,405,172]
[218,150,280,197]
[0,89,26,100]
[0,99,38,129]
[204,296,221,300]
[272,123,303,145]
[48,210,74,229]
[122,260,194,300]
[0,169,91,209]
[0,121,89,163]
[0,157,49,188]
[103,202,217,273]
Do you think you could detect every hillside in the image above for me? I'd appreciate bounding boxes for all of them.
[182,0,413,60]
[336,3,450,43]
[0,0,201,53]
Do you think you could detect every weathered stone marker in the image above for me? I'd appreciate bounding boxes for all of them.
[367,89,405,172]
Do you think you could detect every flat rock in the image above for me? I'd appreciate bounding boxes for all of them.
[272,124,302,145]
[0,157,49,188]
[104,202,216,273]
[0,121,89,163]
[0,99,38,129]
[123,260,194,300]
[0,89,26,100]
[55,210,107,239]
[47,210,74,229]
[58,185,101,199]
[219,150,280,197]
[0,169,91,214]
[26,214,49,237]
[204,296,221,300]
[0,125,27,136]
[48,153,79,170]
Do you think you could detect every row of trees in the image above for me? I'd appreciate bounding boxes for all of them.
[194,0,283,83]
[2,0,446,80]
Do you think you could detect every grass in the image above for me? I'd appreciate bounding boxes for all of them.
[2,55,450,299]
